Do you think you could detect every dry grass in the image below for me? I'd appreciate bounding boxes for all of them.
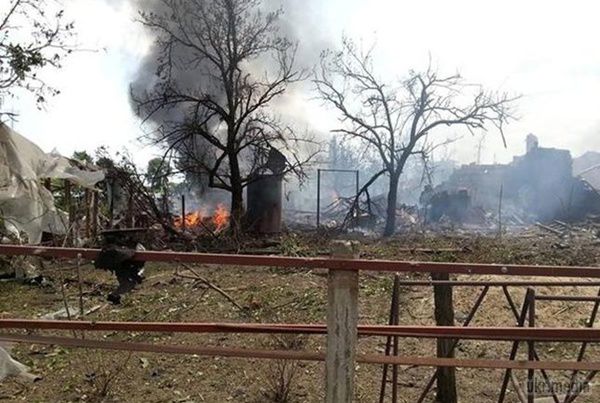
[0,231,599,401]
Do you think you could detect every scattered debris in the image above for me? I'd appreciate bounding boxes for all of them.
[535,222,563,236]
[178,263,245,312]
[41,304,103,320]
[94,229,147,304]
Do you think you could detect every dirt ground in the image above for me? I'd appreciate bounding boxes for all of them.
[1,231,600,402]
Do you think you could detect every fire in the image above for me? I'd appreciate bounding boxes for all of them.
[174,210,204,229]
[174,204,229,232]
[212,203,229,231]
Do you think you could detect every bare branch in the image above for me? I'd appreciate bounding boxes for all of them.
[314,38,519,235]
[0,0,76,117]
[131,0,319,233]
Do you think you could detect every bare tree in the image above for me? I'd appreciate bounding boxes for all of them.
[0,0,75,119]
[315,39,518,236]
[131,0,317,236]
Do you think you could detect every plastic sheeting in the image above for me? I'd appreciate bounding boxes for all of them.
[0,123,105,244]
[0,344,36,381]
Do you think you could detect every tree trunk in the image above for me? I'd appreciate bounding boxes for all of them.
[230,183,244,237]
[228,152,244,237]
[383,172,400,237]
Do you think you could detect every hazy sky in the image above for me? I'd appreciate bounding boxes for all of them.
[9,0,600,167]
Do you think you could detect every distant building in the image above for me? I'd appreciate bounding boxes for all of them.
[526,133,539,154]
[430,134,600,222]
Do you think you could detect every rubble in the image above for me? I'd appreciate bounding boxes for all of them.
[41,304,103,320]
[430,134,600,226]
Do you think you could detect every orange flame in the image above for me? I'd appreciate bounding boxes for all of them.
[212,203,229,232]
[174,205,229,232]
[174,210,205,229]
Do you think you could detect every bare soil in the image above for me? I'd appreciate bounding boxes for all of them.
[1,231,600,402]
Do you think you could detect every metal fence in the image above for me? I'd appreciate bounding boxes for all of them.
[1,244,599,402]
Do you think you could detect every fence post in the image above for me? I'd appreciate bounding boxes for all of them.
[432,272,457,403]
[316,169,321,228]
[65,180,73,246]
[527,288,536,403]
[326,240,359,403]
[379,273,401,403]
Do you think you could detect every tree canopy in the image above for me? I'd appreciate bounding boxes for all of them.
[0,0,75,119]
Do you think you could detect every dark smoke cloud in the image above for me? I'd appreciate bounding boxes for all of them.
[124,0,330,199]
[128,0,331,126]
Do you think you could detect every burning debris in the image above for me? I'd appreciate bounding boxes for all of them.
[173,210,206,229]
[173,203,230,234]
[213,205,229,232]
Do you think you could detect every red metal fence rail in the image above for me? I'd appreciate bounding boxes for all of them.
[2,244,600,277]
[2,333,600,372]
[3,319,600,342]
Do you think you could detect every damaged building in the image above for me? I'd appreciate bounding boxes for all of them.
[427,134,600,223]
[0,123,105,244]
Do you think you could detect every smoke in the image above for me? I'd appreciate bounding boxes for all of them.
[129,0,330,127]
[262,0,333,128]
[126,0,330,200]
[271,0,332,68]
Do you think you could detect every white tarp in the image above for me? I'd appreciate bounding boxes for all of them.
[0,123,105,243]
[0,344,38,381]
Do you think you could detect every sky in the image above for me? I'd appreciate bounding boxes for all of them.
[8,0,600,167]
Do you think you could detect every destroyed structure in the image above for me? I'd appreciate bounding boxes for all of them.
[0,126,147,303]
[0,123,104,244]
[428,134,600,224]
[245,148,287,234]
